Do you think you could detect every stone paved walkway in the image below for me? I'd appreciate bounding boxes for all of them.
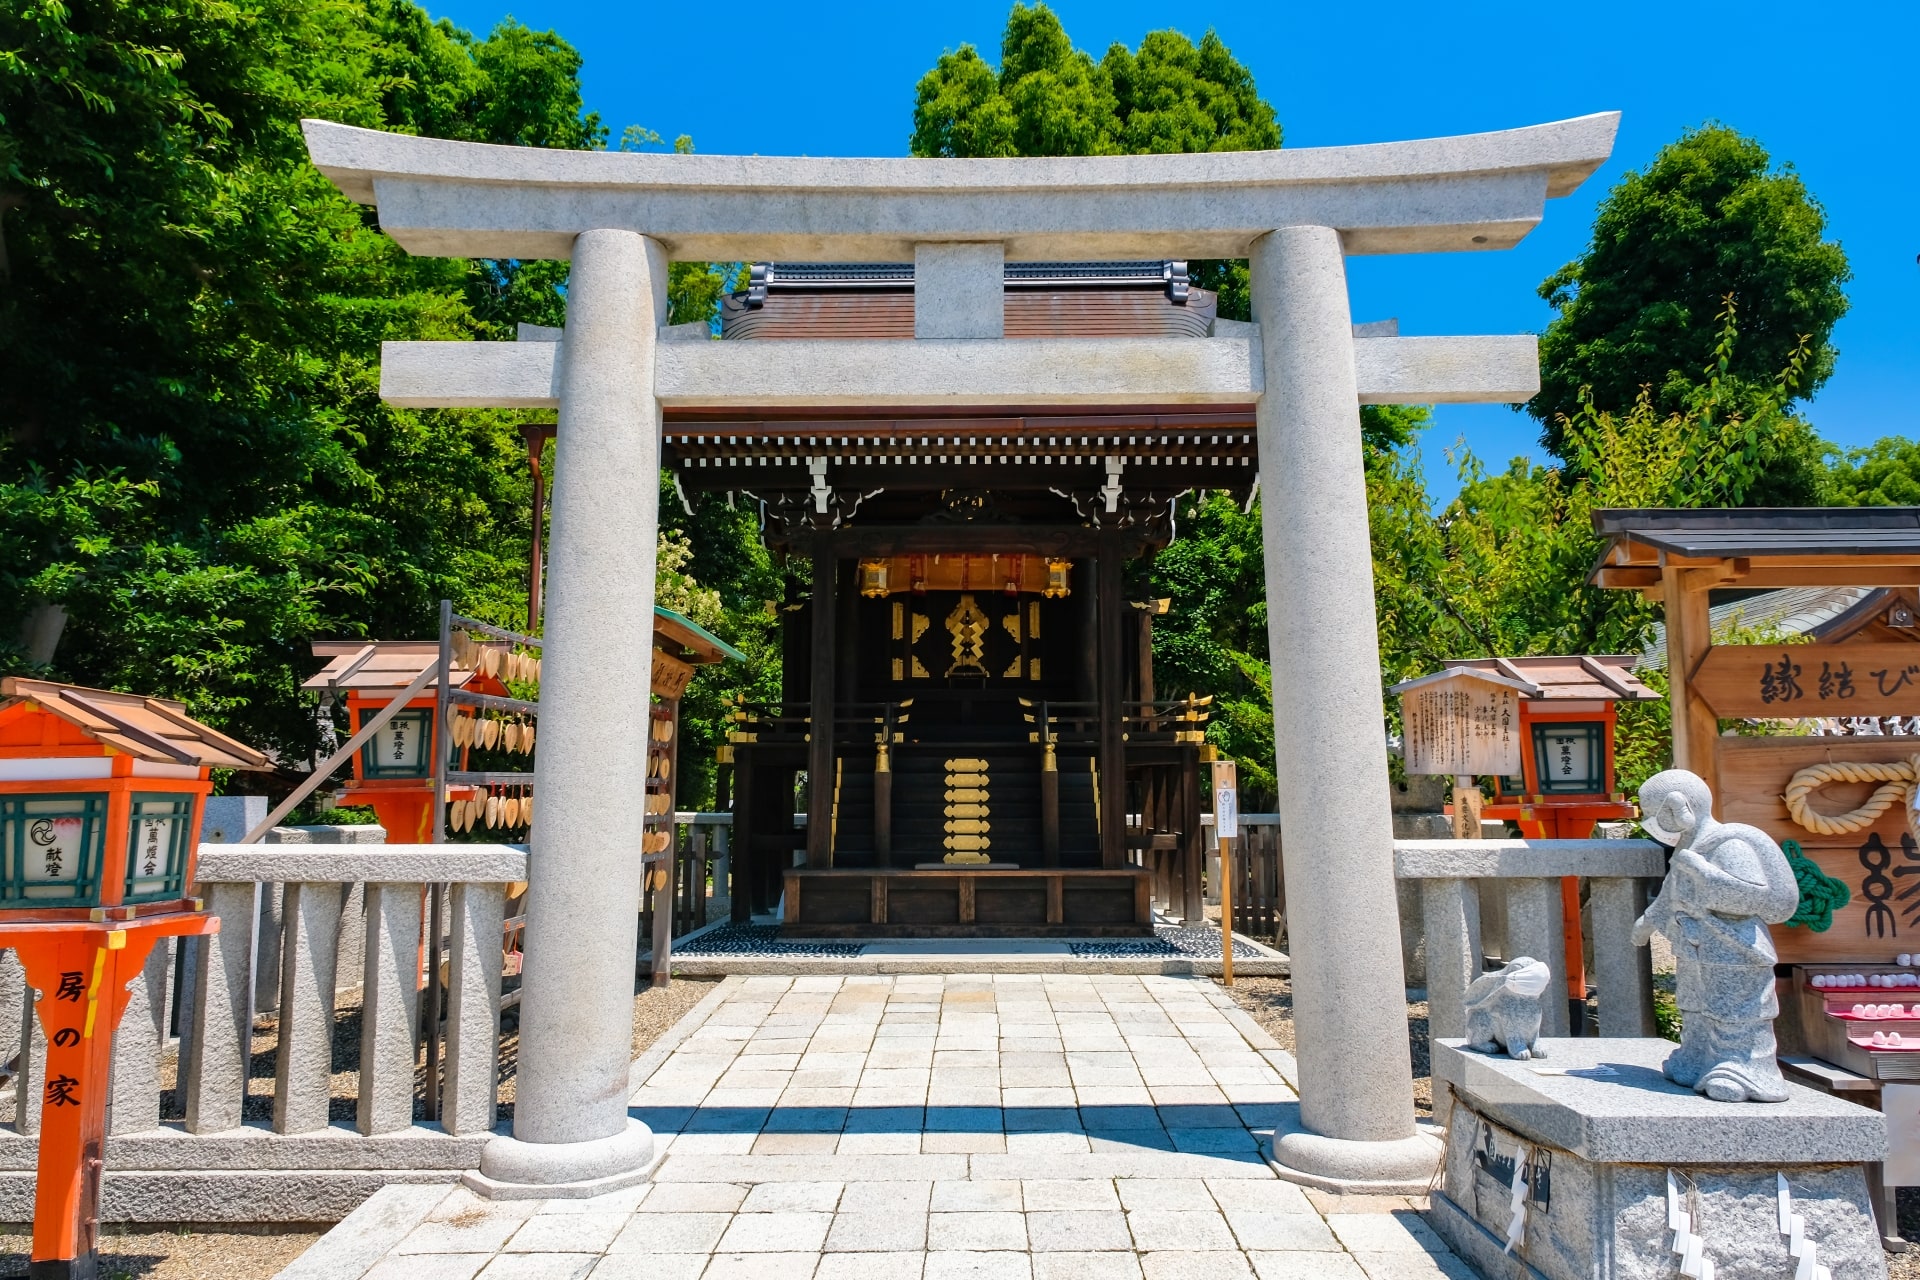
[287,975,1472,1280]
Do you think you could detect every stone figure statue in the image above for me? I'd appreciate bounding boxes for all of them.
[1631,768,1800,1103]
[1464,957,1552,1060]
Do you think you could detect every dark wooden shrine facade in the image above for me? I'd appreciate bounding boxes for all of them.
[683,420,1250,936]
[683,260,1248,936]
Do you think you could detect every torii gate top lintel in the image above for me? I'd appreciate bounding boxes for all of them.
[301,111,1620,262]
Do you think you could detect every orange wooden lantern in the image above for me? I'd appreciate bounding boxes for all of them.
[303,642,509,843]
[0,679,270,920]
[1393,656,1661,1025]
[0,679,266,1277]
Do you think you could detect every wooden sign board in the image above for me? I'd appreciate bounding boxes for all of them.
[1212,760,1238,839]
[651,650,695,699]
[1400,678,1522,777]
[1717,735,1920,965]
[1693,642,1920,719]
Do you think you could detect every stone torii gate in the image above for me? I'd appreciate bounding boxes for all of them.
[302,111,1619,1196]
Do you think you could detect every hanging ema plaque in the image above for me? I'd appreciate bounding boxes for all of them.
[1397,674,1524,778]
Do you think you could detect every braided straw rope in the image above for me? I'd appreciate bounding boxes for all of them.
[1782,756,1920,836]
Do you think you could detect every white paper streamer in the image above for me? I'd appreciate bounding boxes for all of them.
[1504,1142,1531,1254]
[1777,1173,1834,1280]
[1667,1171,1717,1280]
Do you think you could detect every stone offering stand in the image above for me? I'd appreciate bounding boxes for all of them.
[1429,1038,1889,1280]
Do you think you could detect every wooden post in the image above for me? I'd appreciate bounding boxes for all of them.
[807,537,836,867]
[1182,751,1206,924]
[730,747,754,924]
[1219,834,1234,987]
[1096,535,1127,869]
[1450,774,1482,841]
[1662,565,1719,788]
[1041,741,1061,866]
[1213,760,1239,987]
[874,743,893,867]
[651,852,672,988]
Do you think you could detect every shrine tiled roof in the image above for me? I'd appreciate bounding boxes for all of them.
[1592,507,1920,561]
[720,260,1217,341]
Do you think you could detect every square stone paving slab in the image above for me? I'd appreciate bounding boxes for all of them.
[279,976,1472,1280]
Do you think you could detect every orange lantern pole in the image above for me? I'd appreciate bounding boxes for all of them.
[0,677,272,1277]
[3,913,217,1278]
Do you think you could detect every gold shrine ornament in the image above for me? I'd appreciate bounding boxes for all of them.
[945,594,991,677]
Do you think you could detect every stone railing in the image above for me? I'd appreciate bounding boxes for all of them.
[0,843,524,1222]
[1396,838,1667,1042]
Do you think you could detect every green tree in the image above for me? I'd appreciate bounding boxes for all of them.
[1531,125,1850,467]
[1370,304,1819,792]
[0,0,609,770]
[1821,437,1920,506]
[910,3,1278,320]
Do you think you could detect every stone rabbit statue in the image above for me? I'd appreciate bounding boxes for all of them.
[1464,957,1553,1060]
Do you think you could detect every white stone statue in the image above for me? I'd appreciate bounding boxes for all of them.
[1463,957,1552,1060]
[1631,769,1799,1103]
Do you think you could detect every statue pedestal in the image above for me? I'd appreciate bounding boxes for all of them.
[1428,1038,1890,1280]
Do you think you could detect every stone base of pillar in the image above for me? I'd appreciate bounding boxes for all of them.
[463,1119,660,1200]
[1266,1112,1443,1196]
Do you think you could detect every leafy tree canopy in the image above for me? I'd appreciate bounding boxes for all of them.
[910,4,1277,320]
[1531,125,1850,461]
[0,0,765,802]
[1820,437,1920,507]
[910,4,1278,160]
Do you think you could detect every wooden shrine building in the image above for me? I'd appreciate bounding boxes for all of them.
[693,262,1236,935]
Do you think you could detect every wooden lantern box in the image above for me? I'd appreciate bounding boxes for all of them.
[0,678,270,921]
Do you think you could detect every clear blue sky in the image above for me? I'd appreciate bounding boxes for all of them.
[430,0,1917,502]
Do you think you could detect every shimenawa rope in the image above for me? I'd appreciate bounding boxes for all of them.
[1782,755,1920,837]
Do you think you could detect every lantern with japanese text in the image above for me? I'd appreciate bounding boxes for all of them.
[1391,656,1660,1033]
[0,679,270,919]
[0,678,261,1277]
[303,641,511,842]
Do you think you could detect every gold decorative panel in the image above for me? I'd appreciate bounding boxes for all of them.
[946,594,991,677]
[942,757,991,864]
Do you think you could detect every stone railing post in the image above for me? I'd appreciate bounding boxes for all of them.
[444,881,507,1135]
[1395,839,1666,1045]
[1590,877,1657,1037]
[108,941,173,1135]
[358,882,423,1135]
[191,843,524,1140]
[273,881,343,1134]
[184,880,258,1133]
[1420,879,1481,1040]
[13,983,47,1137]
[1502,877,1567,1037]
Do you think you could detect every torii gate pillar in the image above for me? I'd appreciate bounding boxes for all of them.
[1252,226,1442,1190]
[467,229,667,1197]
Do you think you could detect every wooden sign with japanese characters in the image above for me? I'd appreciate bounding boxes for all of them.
[1718,735,1920,965]
[1691,643,1920,720]
[1400,677,1523,777]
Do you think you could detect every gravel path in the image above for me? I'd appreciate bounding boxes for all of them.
[1220,975,1434,1118]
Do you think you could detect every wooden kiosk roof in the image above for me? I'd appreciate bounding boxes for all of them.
[1391,655,1660,702]
[304,606,742,696]
[1590,507,1920,590]
[0,678,272,770]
